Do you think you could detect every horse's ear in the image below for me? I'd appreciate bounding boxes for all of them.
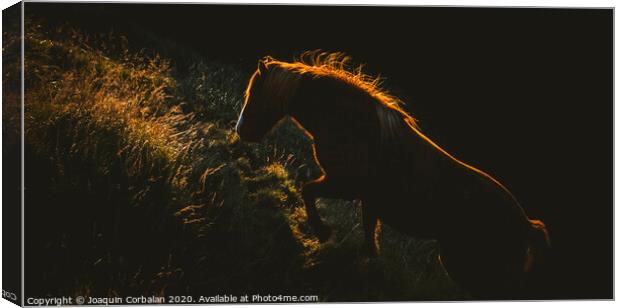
[257,56,273,73]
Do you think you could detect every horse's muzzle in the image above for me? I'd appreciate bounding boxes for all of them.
[235,115,266,142]
[235,125,262,143]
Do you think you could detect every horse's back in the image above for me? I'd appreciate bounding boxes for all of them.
[372,120,530,238]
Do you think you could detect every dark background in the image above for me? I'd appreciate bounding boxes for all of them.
[27,4,613,300]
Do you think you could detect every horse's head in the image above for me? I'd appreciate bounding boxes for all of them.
[236,57,289,142]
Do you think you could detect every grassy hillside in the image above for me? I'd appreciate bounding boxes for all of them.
[4,19,468,301]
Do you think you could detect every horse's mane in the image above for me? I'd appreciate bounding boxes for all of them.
[256,52,524,212]
[262,51,419,133]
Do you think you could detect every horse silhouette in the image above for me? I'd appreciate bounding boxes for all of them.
[235,51,550,299]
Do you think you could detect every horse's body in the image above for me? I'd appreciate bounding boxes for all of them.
[236,53,549,299]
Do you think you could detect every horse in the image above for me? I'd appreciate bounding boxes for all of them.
[235,51,550,299]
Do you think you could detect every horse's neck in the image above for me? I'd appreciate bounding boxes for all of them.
[288,78,375,139]
[287,79,326,136]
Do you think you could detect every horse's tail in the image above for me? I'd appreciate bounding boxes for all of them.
[523,219,550,273]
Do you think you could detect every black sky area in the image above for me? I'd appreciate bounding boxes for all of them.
[27,3,613,300]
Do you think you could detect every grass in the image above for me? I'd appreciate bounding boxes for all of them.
[4,19,468,301]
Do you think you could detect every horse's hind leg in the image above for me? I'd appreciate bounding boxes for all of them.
[301,176,333,242]
[361,202,381,257]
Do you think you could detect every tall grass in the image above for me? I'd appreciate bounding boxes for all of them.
[5,20,467,300]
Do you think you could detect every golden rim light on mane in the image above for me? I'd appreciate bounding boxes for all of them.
[246,51,521,208]
[258,50,419,130]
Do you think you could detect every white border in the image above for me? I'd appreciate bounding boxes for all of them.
[0,1,615,308]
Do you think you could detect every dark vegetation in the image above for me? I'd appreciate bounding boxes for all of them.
[4,19,469,300]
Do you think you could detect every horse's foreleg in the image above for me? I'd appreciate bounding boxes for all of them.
[302,176,333,242]
[362,202,381,257]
